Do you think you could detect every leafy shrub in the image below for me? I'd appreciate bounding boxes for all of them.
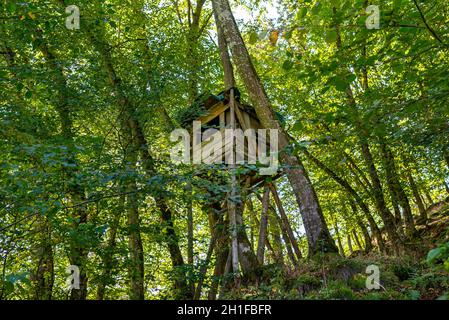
[379,270,400,288]
[348,273,367,291]
[427,241,449,272]
[391,262,416,281]
[314,281,356,300]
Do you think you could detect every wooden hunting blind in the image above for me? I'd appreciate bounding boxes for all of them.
[187,87,267,166]
[180,87,279,188]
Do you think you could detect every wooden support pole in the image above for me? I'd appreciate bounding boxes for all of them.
[256,186,270,264]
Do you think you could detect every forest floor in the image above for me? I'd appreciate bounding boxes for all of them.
[226,202,449,300]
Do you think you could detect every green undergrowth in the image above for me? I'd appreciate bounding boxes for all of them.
[225,252,449,300]
[220,205,449,300]
[230,210,449,300]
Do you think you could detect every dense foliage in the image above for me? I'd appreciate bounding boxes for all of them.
[0,0,448,300]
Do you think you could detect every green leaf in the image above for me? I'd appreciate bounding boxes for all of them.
[325,30,338,44]
[292,120,303,132]
[298,7,307,19]
[7,3,17,13]
[408,290,420,300]
[427,247,443,264]
[347,74,357,83]
[330,76,348,92]
[4,281,14,294]
[249,31,258,44]
[25,90,33,99]
[282,60,294,71]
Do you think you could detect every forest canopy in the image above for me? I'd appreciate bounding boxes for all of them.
[0,0,448,300]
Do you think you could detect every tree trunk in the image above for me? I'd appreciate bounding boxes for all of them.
[36,31,88,299]
[97,197,123,300]
[186,0,206,103]
[186,183,195,296]
[207,203,229,300]
[212,0,337,256]
[347,234,353,255]
[126,180,144,300]
[334,220,345,257]
[302,149,383,252]
[235,201,260,278]
[407,171,427,222]
[33,216,54,300]
[333,13,401,253]
[349,199,373,253]
[360,141,402,252]
[91,29,192,298]
[256,187,270,264]
[269,183,303,260]
[352,230,364,252]
[194,212,221,300]
[380,142,417,238]
[253,195,297,267]
[267,213,285,266]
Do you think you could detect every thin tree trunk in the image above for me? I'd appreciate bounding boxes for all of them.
[347,234,353,255]
[207,203,229,300]
[91,29,191,298]
[302,149,383,252]
[235,200,260,278]
[267,213,285,266]
[333,12,401,253]
[186,182,195,296]
[36,31,88,299]
[407,171,427,221]
[194,215,221,300]
[269,183,303,260]
[352,230,363,252]
[228,88,241,285]
[96,197,123,300]
[349,199,373,253]
[253,194,297,267]
[333,220,345,257]
[256,187,270,264]
[360,141,401,252]
[380,142,417,238]
[186,0,207,103]
[33,216,54,300]
[126,184,145,300]
[248,198,283,264]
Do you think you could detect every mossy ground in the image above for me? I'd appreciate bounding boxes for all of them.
[223,205,449,300]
